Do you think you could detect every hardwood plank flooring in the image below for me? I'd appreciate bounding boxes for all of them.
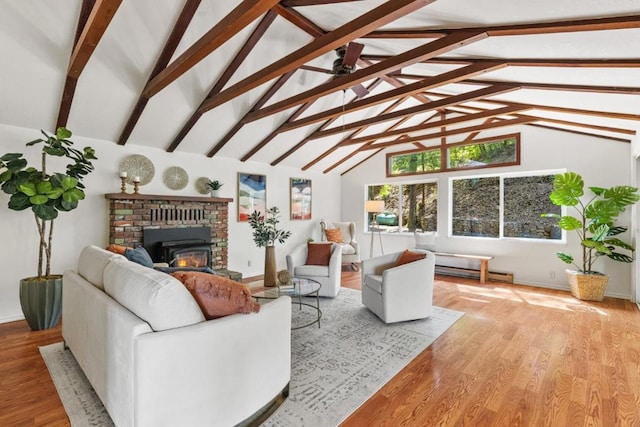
[0,271,638,426]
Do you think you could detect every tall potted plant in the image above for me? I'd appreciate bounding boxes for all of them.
[248,207,291,287]
[0,127,97,329]
[544,171,639,301]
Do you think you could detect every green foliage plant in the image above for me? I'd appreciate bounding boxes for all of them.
[248,206,291,247]
[543,171,639,273]
[207,179,223,191]
[0,127,97,278]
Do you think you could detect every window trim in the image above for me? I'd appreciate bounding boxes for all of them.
[386,133,521,178]
[365,179,439,235]
[448,169,566,242]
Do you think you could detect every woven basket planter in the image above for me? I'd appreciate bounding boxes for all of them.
[566,270,609,302]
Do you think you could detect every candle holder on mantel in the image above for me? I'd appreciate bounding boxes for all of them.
[133,176,141,195]
[119,171,128,194]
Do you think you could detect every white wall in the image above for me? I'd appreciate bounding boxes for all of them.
[0,123,340,323]
[630,125,640,303]
[341,125,635,299]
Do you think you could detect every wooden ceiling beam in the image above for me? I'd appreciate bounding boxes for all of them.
[527,124,632,143]
[117,0,201,145]
[273,3,325,37]
[515,114,636,135]
[300,97,417,170]
[356,116,534,150]
[338,147,385,175]
[143,0,280,98]
[165,10,278,153]
[317,84,519,137]
[420,89,640,121]
[260,79,380,166]
[465,79,640,95]
[206,70,296,157]
[67,0,122,79]
[244,31,489,123]
[368,56,640,68]
[280,61,503,132]
[427,57,640,68]
[282,0,365,6]
[56,0,97,129]
[196,0,435,114]
[338,104,530,145]
[446,103,636,136]
[364,14,640,38]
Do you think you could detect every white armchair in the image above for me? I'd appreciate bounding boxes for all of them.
[286,243,343,298]
[320,220,361,270]
[361,250,435,323]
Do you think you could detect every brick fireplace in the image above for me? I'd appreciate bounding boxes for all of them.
[105,193,232,269]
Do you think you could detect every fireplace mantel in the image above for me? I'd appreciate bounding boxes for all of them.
[105,193,233,203]
[105,193,232,269]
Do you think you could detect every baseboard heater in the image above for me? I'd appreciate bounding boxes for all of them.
[435,265,514,284]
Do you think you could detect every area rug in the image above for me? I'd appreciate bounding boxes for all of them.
[40,288,463,427]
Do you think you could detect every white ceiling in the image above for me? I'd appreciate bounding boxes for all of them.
[0,0,638,174]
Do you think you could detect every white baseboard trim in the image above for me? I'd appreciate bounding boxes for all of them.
[511,280,632,300]
[0,313,25,324]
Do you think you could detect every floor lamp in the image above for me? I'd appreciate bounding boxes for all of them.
[365,200,385,257]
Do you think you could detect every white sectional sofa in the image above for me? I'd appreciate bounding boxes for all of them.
[62,245,291,427]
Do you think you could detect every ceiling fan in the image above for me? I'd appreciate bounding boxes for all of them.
[302,42,369,98]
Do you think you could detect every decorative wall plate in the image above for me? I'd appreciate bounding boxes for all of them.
[163,166,189,190]
[119,154,155,185]
[195,177,211,195]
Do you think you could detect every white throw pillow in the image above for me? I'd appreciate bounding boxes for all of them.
[77,245,124,291]
[104,260,205,331]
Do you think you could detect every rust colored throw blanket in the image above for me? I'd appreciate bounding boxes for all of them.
[171,271,260,319]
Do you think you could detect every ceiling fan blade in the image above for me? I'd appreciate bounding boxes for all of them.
[342,42,364,68]
[350,83,369,98]
[300,65,333,74]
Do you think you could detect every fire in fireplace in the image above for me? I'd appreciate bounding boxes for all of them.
[143,227,213,268]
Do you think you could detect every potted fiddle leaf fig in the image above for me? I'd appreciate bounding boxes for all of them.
[248,206,291,287]
[0,127,97,329]
[543,171,639,301]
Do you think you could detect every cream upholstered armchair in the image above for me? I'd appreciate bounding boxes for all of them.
[361,249,435,323]
[320,220,360,271]
[286,243,343,298]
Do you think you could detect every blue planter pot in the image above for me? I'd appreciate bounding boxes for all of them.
[19,276,62,331]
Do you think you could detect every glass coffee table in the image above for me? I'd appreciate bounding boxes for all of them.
[253,277,321,330]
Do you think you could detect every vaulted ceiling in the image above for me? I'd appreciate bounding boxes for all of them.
[2,0,639,175]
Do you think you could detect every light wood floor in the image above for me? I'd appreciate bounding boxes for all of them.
[1,272,639,426]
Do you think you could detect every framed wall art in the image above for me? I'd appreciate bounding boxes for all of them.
[238,173,266,221]
[290,178,312,220]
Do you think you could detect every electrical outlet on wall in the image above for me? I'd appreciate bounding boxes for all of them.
[248,260,252,267]
[549,271,555,279]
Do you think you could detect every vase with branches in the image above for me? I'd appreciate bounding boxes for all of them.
[248,207,291,286]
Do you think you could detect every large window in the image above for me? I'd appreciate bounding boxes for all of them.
[387,133,520,177]
[452,177,500,238]
[451,172,561,240]
[367,182,438,233]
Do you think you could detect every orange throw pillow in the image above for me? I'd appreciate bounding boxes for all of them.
[306,242,332,266]
[324,228,343,243]
[171,271,260,319]
[106,244,130,255]
[396,250,427,266]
